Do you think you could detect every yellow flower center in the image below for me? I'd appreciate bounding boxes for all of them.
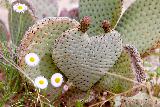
[18,6,23,10]
[29,57,35,62]
[55,77,61,83]
[39,80,44,85]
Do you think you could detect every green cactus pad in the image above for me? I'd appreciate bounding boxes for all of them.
[9,1,35,46]
[53,29,122,91]
[18,17,79,98]
[79,0,122,36]
[116,0,160,54]
[98,45,145,94]
[26,0,58,19]
[98,51,134,93]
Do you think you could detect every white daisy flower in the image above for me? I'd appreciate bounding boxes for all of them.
[51,73,63,87]
[25,53,40,67]
[34,76,48,89]
[13,3,28,13]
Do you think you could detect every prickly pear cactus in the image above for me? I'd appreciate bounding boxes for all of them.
[53,28,122,91]
[79,0,122,36]
[116,0,160,54]
[79,0,132,93]
[26,0,58,19]
[9,1,35,46]
[98,51,135,93]
[18,17,79,97]
[79,0,160,94]
[98,0,160,93]
[98,45,146,93]
[1,0,159,106]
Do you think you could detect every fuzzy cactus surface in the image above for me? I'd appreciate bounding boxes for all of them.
[53,28,122,91]
[116,0,160,55]
[98,45,146,94]
[26,0,58,19]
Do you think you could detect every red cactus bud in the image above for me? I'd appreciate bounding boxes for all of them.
[79,16,91,33]
[102,20,111,33]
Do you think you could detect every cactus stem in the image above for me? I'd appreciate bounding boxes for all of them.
[101,20,111,33]
[78,16,91,33]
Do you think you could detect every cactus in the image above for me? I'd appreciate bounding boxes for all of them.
[98,52,135,93]
[79,0,122,36]
[18,17,79,98]
[52,28,122,91]
[78,0,160,94]
[116,0,160,55]
[79,0,137,93]
[98,45,145,94]
[26,0,58,19]
[0,0,160,106]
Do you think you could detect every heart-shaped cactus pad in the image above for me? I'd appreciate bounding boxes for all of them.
[52,28,122,91]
